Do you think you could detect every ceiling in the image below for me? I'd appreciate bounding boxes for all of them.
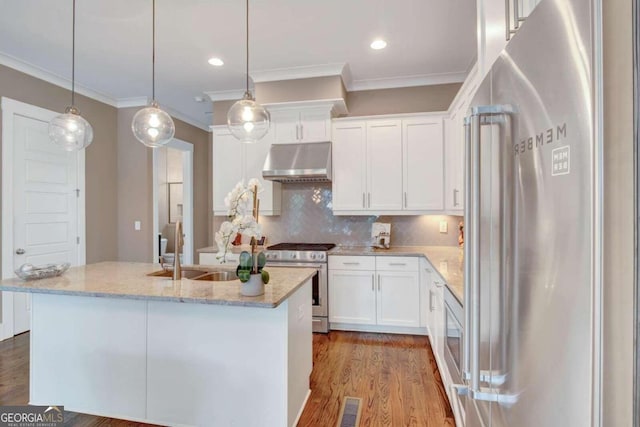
[0,0,477,129]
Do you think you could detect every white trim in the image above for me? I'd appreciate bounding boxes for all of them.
[115,96,148,108]
[0,52,118,107]
[163,105,211,132]
[333,110,447,122]
[293,389,311,427]
[0,97,86,340]
[348,71,468,92]
[204,89,247,102]
[329,323,428,336]
[251,63,347,84]
[264,99,348,116]
[152,139,195,265]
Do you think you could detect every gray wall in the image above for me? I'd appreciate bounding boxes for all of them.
[213,183,462,247]
[0,63,119,267]
[117,108,211,263]
[212,80,462,125]
[602,0,634,424]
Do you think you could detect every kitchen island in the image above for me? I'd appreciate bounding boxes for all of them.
[0,262,315,427]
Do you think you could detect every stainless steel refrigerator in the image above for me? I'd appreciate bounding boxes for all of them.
[461,0,598,425]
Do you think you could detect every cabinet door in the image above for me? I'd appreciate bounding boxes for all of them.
[243,130,281,215]
[271,110,300,144]
[403,117,444,210]
[432,278,446,367]
[444,112,464,212]
[299,109,330,143]
[332,122,367,212]
[212,127,244,215]
[329,270,376,325]
[367,120,403,211]
[376,271,420,327]
[419,258,431,329]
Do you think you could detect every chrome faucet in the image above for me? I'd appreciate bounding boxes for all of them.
[173,220,184,280]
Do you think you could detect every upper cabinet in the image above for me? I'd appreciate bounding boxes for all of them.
[268,104,333,144]
[332,113,445,215]
[478,0,542,76]
[211,126,281,216]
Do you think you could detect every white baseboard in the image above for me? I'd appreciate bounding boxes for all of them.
[329,323,428,336]
[292,389,311,427]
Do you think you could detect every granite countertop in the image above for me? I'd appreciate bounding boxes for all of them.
[0,262,316,308]
[198,245,265,254]
[329,245,464,304]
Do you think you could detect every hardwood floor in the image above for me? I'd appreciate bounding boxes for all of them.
[298,332,455,427]
[0,331,454,426]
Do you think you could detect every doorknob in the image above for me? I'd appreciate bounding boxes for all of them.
[15,248,25,255]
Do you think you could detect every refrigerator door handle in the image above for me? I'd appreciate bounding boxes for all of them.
[464,105,518,404]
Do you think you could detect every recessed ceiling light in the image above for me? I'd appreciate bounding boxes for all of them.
[370,39,387,50]
[208,57,224,66]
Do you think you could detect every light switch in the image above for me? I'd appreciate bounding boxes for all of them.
[439,221,448,233]
[134,221,141,231]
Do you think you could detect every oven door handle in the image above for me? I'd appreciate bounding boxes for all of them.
[265,263,323,269]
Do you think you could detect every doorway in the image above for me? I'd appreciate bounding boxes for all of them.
[152,139,194,265]
[0,97,86,340]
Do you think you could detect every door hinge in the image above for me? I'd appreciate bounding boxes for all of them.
[76,236,80,244]
[75,189,80,198]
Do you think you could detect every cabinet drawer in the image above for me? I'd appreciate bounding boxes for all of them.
[328,256,375,271]
[375,256,419,271]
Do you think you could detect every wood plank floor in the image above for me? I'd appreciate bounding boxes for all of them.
[0,331,454,426]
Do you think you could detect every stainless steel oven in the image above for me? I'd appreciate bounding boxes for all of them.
[264,243,334,333]
[444,287,466,424]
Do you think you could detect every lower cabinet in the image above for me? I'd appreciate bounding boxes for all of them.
[328,256,420,329]
[199,252,239,266]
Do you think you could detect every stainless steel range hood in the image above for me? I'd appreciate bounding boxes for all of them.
[262,141,332,183]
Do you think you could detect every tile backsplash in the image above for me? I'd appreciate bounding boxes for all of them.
[212,183,462,247]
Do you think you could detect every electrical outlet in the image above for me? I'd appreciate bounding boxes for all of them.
[134,221,141,231]
[440,261,449,274]
[439,221,448,233]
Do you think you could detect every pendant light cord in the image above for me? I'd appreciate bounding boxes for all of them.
[246,0,249,93]
[152,0,156,101]
[71,0,76,106]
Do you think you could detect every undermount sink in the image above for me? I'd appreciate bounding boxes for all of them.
[147,268,238,281]
[193,271,238,281]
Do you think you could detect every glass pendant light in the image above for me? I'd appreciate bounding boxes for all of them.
[131,0,175,148]
[227,0,270,143]
[48,0,93,151]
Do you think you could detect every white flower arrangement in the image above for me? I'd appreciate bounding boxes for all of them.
[215,178,263,263]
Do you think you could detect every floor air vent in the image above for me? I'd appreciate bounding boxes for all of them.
[337,396,362,427]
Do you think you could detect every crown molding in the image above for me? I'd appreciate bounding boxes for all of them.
[163,106,211,132]
[251,63,348,84]
[348,71,468,92]
[264,98,348,116]
[115,97,148,108]
[0,52,119,107]
[203,89,246,102]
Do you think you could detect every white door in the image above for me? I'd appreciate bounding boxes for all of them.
[298,109,329,143]
[376,271,421,327]
[4,100,83,336]
[271,110,300,144]
[403,117,444,210]
[212,127,243,215]
[367,120,403,211]
[331,121,367,212]
[328,270,376,325]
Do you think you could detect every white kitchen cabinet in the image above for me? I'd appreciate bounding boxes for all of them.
[367,120,403,211]
[199,252,239,266]
[403,117,444,210]
[269,106,332,144]
[328,255,421,330]
[332,121,367,211]
[212,125,281,216]
[445,66,480,213]
[329,269,376,325]
[478,0,542,77]
[332,114,446,215]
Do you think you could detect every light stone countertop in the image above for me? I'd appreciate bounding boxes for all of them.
[329,245,464,304]
[0,262,316,308]
[198,245,265,254]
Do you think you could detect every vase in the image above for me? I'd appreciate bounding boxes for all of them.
[241,273,265,296]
